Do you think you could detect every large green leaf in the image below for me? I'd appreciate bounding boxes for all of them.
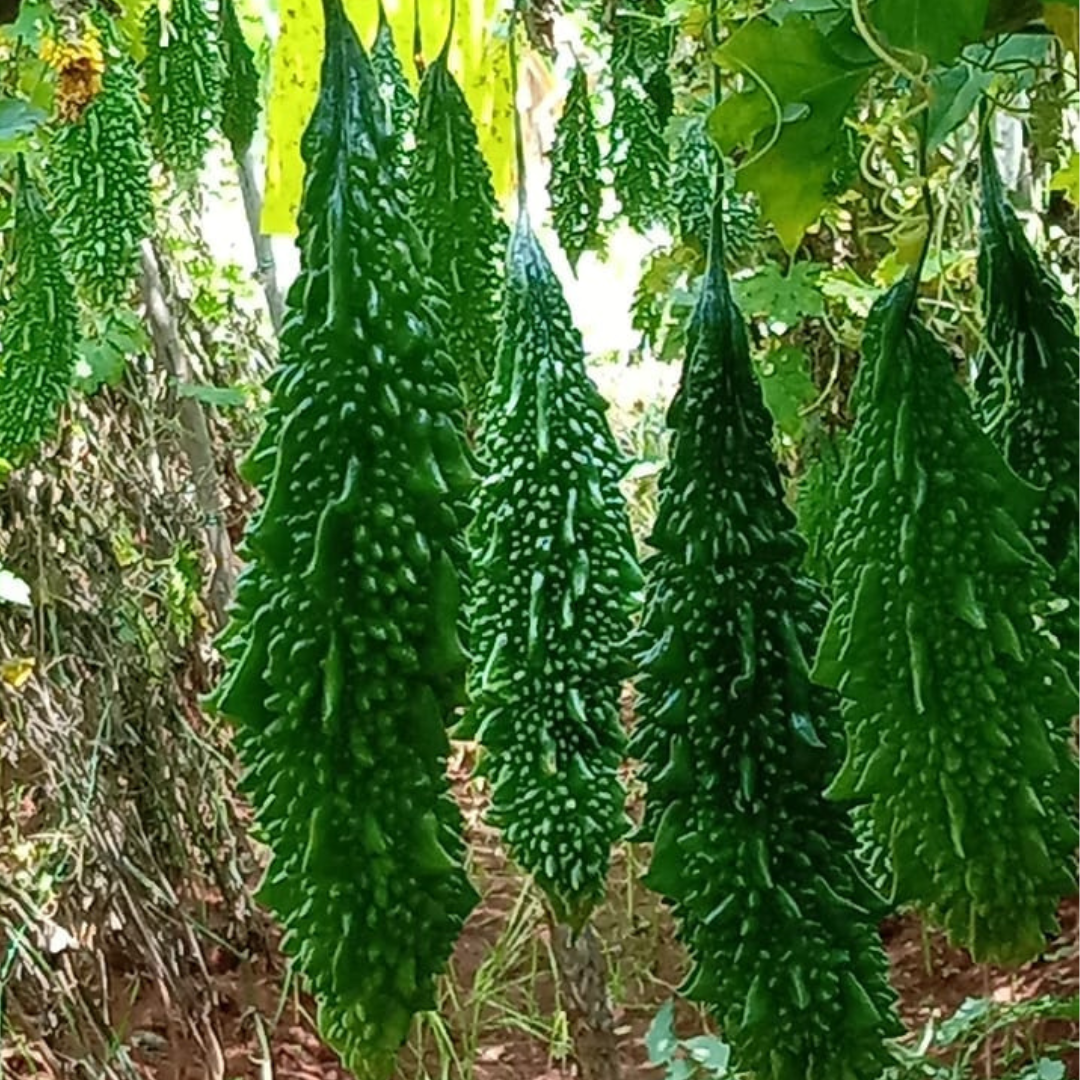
[710,14,876,251]
[870,0,990,65]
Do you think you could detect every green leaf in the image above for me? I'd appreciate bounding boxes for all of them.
[754,345,817,438]
[710,14,876,250]
[667,1059,695,1080]
[870,0,990,65]
[732,261,824,324]
[683,1035,732,1074]
[0,98,46,151]
[177,382,249,409]
[934,996,990,1046]
[645,999,679,1065]
[0,568,31,607]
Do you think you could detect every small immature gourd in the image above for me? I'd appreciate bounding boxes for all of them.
[218,0,260,159]
[461,215,640,928]
[208,1,477,1074]
[548,61,603,270]
[0,165,79,463]
[632,178,901,1080]
[814,275,1079,966]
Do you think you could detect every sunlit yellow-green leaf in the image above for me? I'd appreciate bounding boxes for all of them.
[262,0,512,234]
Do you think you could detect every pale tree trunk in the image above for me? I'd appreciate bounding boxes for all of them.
[140,239,236,627]
[547,915,622,1080]
[236,146,286,335]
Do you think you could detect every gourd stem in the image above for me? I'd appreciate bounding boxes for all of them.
[706,0,725,280]
[508,0,528,216]
[908,104,935,315]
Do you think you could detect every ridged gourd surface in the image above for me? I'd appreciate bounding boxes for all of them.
[208,4,477,1075]
[219,0,260,158]
[461,218,640,928]
[813,275,1079,966]
[49,27,153,308]
[976,132,1079,672]
[0,170,79,463]
[143,0,222,178]
[631,195,901,1080]
[548,61,603,270]
[411,46,506,427]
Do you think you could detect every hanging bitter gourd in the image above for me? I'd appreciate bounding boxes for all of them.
[370,4,415,171]
[411,36,505,427]
[631,177,900,1080]
[459,215,640,928]
[813,274,1079,966]
[608,3,671,234]
[48,21,154,308]
[0,164,79,463]
[547,60,603,270]
[143,0,222,178]
[976,125,1079,670]
[207,0,477,1073]
[218,0,259,158]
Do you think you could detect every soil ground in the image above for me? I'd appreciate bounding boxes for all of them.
[4,752,1077,1080]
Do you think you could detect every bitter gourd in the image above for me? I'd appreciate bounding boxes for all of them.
[143,0,222,178]
[370,4,414,172]
[48,22,154,308]
[411,37,506,428]
[976,126,1079,671]
[219,0,259,158]
[208,1,477,1073]
[0,164,79,464]
[632,177,900,1080]
[814,274,1079,966]
[547,60,603,270]
[460,215,640,929]
[608,5,671,234]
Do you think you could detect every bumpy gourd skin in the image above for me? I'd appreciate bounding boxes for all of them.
[0,167,78,463]
[460,218,640,929]
[814,276,1079,966]
[411,45,506,429]
[49,34,153,308]
[219,0,259,158]
[631,193,900,1080]
[208,3,477,1075]
[143,0,221,178]
[548,62,603,270]
[976,129,1079,671]
[608,4,671,235]
[370,8,414,171]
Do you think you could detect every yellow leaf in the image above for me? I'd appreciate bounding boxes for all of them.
[1,657,36,690]
[1044,2,1079,58]
[262,0,513,236]
[1050,150,1080,204]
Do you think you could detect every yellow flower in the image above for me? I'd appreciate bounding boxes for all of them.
[40,24,105,121]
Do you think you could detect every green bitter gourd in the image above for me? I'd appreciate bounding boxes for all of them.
[208,1,477,1073]
[48,19,153,308]
[631,173,900,1080]
[547,60,603,270]
[143,0,222,179]
[219,0,259,158]
[0,164,79,463]
[460,215,641,929]
[976,126,1079,671]
[608,3,671,234]
[371,4,415,172]
[411,36,506,428]
[813,274,1079,966]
